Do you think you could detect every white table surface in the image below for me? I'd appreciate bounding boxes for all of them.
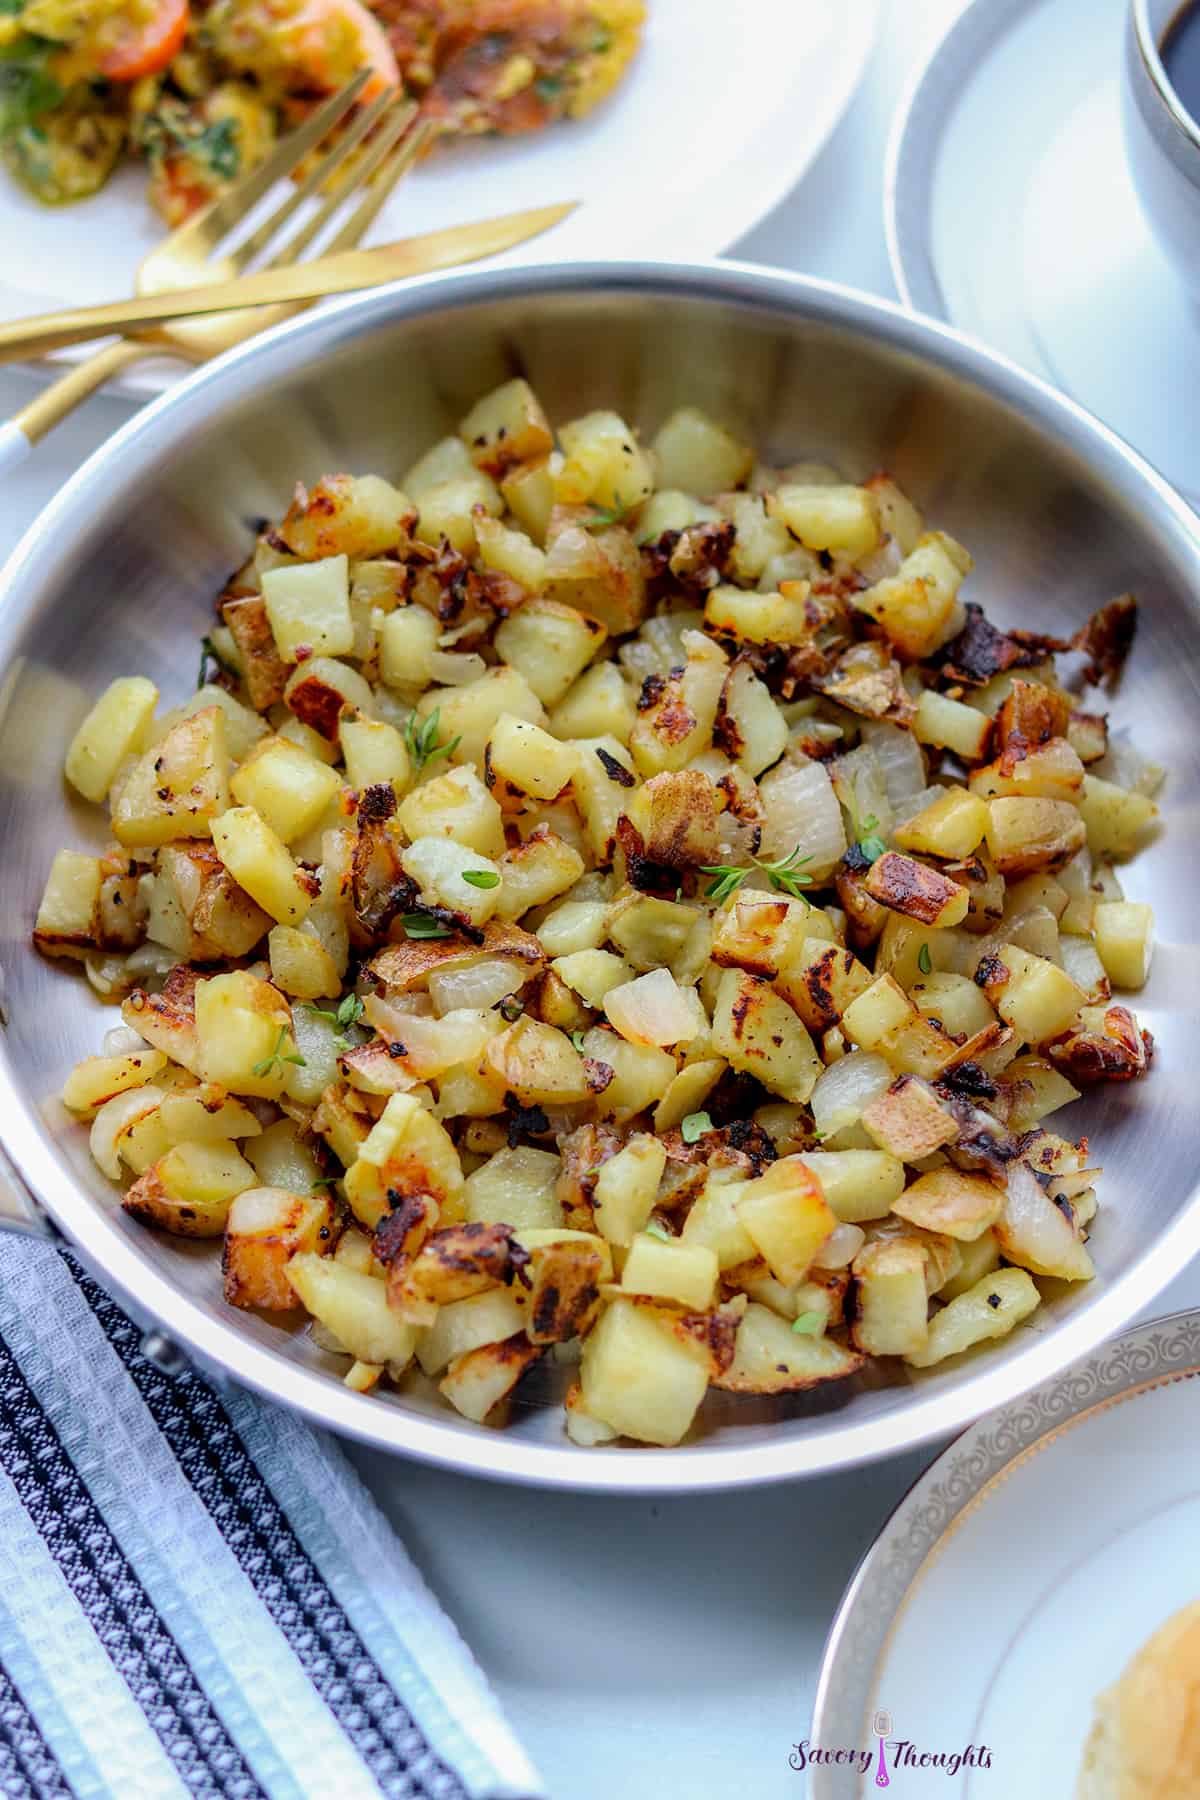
[4,4,1198,1795]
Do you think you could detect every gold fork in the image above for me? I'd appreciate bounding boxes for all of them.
[5,73,434,461]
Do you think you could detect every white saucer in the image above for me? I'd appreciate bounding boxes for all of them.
[886,0,1200,504]
[810,1308,1200,1797]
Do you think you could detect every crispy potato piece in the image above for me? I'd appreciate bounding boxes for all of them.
[222,1186,338,1310]
[906,1267,1040,1368]
[388,1222,515,1327]
[714,1302,862,1394]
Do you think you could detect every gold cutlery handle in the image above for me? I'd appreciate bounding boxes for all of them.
[14,341,156,447]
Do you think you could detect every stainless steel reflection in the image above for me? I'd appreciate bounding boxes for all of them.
[1,262,1197,1493]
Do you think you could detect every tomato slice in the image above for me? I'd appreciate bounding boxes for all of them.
[98,0,190,83]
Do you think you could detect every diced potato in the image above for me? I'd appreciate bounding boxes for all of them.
[34,850,101,959]
[112,707,230,848]
[536,899,608,958]
[977,944,1085,1044]
[711,968,822,1103]
[704,582,812,646]
[194,969,295,1099]
[415,473,503,556]
[553,948,633,1009]
[852,1239,929,1357]
[62,1049,167,1114]
[463,1144,563,1229]
[494,599,606,707]
[460,378,553,476]
[396,763,505,859]
[223,1186,337,1309]
[1093,901,1154,989]
[267,923,341,1000]
[606,891,697,972]
[1004,1055,1081,1131]
[715,658,788,777]
[556,410,655,511]
[794,1150,905,1223]
[581,1030,677,1123]
[549,663,636,744]
[404,433,478,496]
[1077,774,1158,858]
[343,1091,463,1228]
[212,806,312,926]
[912,688,992,763]
[123,1140,256,1237]
[652,407,753,494]
[592,1134,667,1245]
[378,605,440,692]
[859,531,972,655]
[770,484,879,560]
[279,474,413,559]
[840,974,914,1051]
[712,894,807,982]
[653,1057,725,1133]
[714,1301,862,1393]
[892,1169,1004,1240]
[65,676,158,803]
[439,1335,543,1423]
[733,1158,836,1284]
[984,796,1086,878]
[288,1253,418,1369]
[339,717,411,795]
[629,634,727,776]
[283,656,375,743]
[861,1075,959,1160]
[970,738,1085,802]
[579,1298,709,1446]
[681,1170,759,1269]
[158,1085,261,1143]
[416,667,545,771]
[911,971,996,1039]
[417,1288,529,1378]
[494,829,584,923]
[485,1016,589,1105]
[523,1232,610,1343]
[486,714,578,809]
[401,836,501,928]
[894,788,989,859]
[937,1229,1002,1301]
[262,555,353,661]
[622,1234,718,1310]
[230,737,341,844]
[906,1267,1040,1368]
[864,853,969,928]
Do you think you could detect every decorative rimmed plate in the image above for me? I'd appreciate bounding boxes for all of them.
[886,0,1200,505]
[811,1307,1200,1795]
[0,0,879,395]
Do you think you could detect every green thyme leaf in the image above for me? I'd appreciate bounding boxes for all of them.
[462,869,500,889]
[680,1111,713,1144]
[791,1310,825,1336]
[251,1025,304,1078]
[336,993,365,1029]
[403,706,461,775]
[644,1223,671,1243]
[701,844,813,905]
[582,500,628,531]
[917,942,932,975]
[197,633,237,688]
[401,913,453,940]
[570,1029,587,1052]
[699,862,750,903]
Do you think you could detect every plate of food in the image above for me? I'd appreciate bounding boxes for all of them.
[0,0,879,390]
[0,261,1196,1490]
[812,1305,1200,1796]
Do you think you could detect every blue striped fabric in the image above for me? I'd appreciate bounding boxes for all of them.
[0,1240,544,1800]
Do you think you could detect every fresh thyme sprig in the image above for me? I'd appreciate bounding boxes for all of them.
[197,633,237,689]
[251,1025,305,1079]
[699,843,814,904]
[303,993,365,1048]
[404,706,461,775]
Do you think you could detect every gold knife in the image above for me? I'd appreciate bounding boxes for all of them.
[0,202,576,364]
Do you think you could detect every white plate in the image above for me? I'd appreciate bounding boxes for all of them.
[886,0,1200,505]
[810,1307,1200,1797]
[0,0,879,395]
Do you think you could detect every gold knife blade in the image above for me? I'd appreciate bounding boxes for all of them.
[0,202,576,364]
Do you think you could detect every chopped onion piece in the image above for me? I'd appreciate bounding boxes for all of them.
[429,651,487,686]
[427,959,527,1016]
[758,757,846,877]
[604,968,697,1046]
[860,721,928,812]
[812,1222,865,1270]
[998,1160,1094,1281]
[830,745,893,841]
[89,1086,164,1181]
[1059,934,1109,1002]
[102,1025,147,1056]
[811,1050,893,1138]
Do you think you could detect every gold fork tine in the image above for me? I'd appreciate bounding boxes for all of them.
[322,117,439,256]
[230,88,407,273]
[276,100,420,265]
[165,71,371,263]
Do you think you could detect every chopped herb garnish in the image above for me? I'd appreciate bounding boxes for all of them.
[917,943,932,975]
[582,500,629,530]
[311,1175,338,1192]
[535,74,564,101]
[0,36,62,134]
[400,913,453,940]
[303,992,365,1048]
[404,706,461,775]
[251,1025,305,1078]
[590,26,612,52]
[680,1110,712,1144]
[462,869,500,889]
[856,813,888,864]
[644,1222,671,1243]
[570,1029,588,1052]
[197,633,237,688]
[700,843,814,904]
[791,1310,824,1335]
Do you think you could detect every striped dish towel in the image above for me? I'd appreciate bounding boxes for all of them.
[0,1237,544,1800]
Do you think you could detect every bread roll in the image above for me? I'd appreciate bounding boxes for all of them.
[1077,1601,1200,1798]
